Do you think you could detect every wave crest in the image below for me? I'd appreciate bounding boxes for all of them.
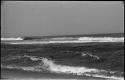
[4,37,123,44]
[1,55,124,80]
[1,37,23,41]
[78,37,124,42]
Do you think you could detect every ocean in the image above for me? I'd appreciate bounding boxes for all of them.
[1,33,124,80]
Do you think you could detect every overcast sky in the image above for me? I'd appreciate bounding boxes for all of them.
[1,1,124,37]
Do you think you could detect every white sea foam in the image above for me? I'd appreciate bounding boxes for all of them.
[41,58,99,74]
[81,53,100,60]
[5,37,124,44]
[2,55,124,80]
[84,74,124,80]
[41,58,124,80]
[1,37,23,41]
[78,37,124,42]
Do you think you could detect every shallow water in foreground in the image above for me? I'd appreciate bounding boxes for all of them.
[1,35,124,80]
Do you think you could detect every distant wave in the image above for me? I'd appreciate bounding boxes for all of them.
[4,37,124,44]
[2,55,124,80]
[1,37,23,41]
[78,37,124,42]
[49,37,77,41]
[81,52,100,60]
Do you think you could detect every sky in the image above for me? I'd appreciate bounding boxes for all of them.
[1,1,124,37]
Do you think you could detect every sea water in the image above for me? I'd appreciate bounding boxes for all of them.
[1,34,124,80]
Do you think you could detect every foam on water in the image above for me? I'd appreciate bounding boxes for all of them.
[41,57,98,74]
[41,57,124,80]
[3,37,124,44]
[1,37,23,41]
[2,55,124,80]
[78,37,124,42]
[81,53,100,60]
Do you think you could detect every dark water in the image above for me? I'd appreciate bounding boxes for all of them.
[1,34,124,80]
[23,33,124,40]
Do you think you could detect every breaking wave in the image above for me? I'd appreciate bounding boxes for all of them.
[78,37,124,42]
[1,55,124,80]
[1,37,23,41]
[3,37,124,44]
[81,52,100,60]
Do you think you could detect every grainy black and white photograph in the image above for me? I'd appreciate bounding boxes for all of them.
[1,1,124,80]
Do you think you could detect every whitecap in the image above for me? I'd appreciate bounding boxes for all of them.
[2,55,124,80]
[78,37,124,42]
[81,52,100,60]
[6,37,124,44]
[1,37,23,41]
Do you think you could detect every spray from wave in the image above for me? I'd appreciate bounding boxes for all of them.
[1,55,124,80]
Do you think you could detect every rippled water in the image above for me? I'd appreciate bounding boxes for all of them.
[1,34,124,80]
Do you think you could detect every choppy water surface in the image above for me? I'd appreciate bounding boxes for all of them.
[1,34,124,80]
